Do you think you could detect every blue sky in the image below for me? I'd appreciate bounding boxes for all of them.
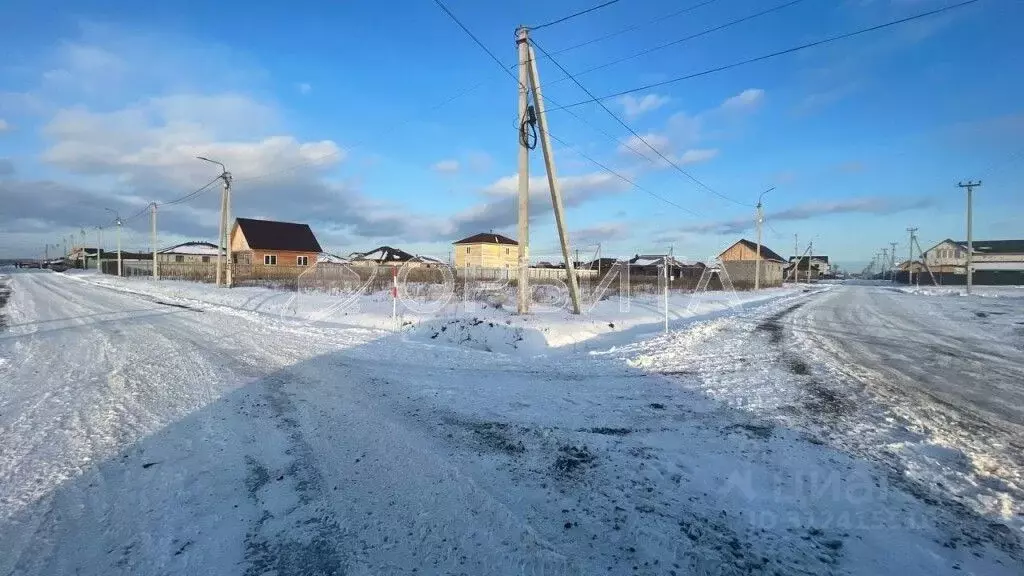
[1,0,1021,270]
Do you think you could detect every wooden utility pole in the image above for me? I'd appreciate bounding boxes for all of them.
[516,26,531,314]
[958,180,980,294]
[522,29,582,314]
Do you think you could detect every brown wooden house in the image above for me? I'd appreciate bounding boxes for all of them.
[230,217,323,270]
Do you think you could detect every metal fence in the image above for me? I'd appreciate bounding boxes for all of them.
[99,259,750,293]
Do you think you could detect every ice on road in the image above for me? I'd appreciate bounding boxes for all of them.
[1,272,1022,575]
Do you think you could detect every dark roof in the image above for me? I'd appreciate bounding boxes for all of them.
[235,218,322,252]
[351,246,416,263]
[453,232,518,246]
[789,255,829,263]
[730,239,786,262]
[954,239,1024,254]
[586,257,622,269]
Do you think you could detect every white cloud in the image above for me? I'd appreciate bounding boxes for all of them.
[298,82,312,95]
[0,118,9,132]
[619,94,670,118]
[675,149,719,165]
[456,171,630,237]
[40,95,343,188]
[719,88,764,112]
[431,159,460,174]
[617,132,671,158]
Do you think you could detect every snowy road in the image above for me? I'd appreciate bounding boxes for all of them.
[794,285,1024,434]
[1,272,1022,575]
[788,285,1024,537]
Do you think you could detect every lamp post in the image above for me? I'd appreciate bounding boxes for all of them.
[754,186,775,290]
[198,156,233,287]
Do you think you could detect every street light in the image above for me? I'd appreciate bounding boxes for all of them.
[197,156,233,287]
[754,186,775,290]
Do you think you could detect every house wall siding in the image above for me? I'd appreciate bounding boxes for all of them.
[230,227,249,252]
[455,243,517,268]
[241,250,319,267]
[720,242,758,261]
[722,261,783,287]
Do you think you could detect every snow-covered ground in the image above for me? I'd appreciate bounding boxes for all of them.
[71,270,802,354]
[897,285,1024,298]
[1,271,1022,575]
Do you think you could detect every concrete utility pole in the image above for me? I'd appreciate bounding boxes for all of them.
[95,226,103,271]
[663,255,669,333]
[516,26,531,314]
[116,219,122,276]
[806,240,813,283]
[881,248,889,280]
[754,187,774,290]
[889,241,898,283]
[958,180,981,295]
[906,227,917,285]
[150,202,159,280]
[522,29,582,314]
[199,156,233,288]
[106,208,122,277]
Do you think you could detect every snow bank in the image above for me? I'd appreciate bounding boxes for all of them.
[67,273,807,355]
[898,286,1024,298]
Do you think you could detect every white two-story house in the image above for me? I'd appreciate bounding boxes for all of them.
[923,239,1024,274]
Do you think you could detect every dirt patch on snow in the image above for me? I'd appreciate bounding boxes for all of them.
[553,444,597,478]
[756,301,805,344]
[411,317,548,354]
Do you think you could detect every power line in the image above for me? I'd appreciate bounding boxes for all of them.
[551,0,806,83]
[433,0,705,217]
[554,0,981,110]
[549,0,721,56]
[530,38,746,207]
[531,0,623,32]
[432,0,520,84]
[546,131,699,216]
[161,175,223,207]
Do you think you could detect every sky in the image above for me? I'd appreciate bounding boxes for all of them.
[1,0,1021,271]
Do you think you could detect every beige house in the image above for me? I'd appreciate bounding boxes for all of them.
[454,233,518,269]
[718,238,786,287]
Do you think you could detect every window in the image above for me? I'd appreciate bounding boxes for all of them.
[175,255,184,263]
[505,248,510,255]
[264,254,277,265]
[296,255,309,266]
[202,256,210,263]
[466,247,471,254]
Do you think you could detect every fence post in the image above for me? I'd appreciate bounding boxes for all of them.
[391,266,398,331]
